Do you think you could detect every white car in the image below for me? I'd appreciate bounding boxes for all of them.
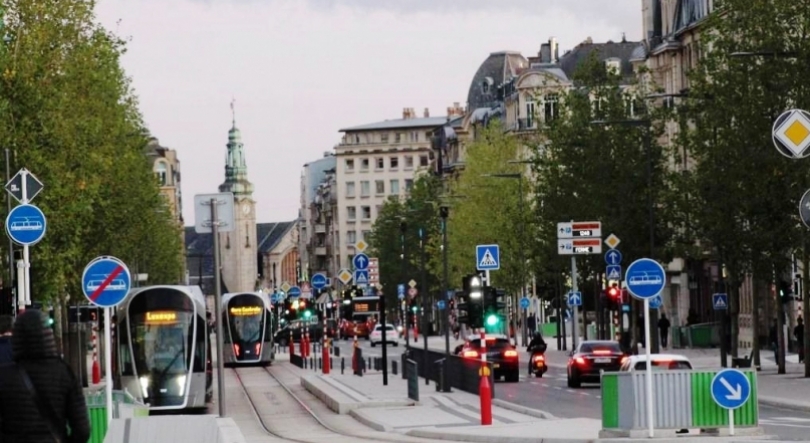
[619,353,692,372]
[370,324,399,347]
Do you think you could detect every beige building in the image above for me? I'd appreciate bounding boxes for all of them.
[298,154,338,283]
[146,136,185,277]
[257,221,299,291]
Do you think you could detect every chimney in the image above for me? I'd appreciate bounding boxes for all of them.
[540,42,551,63]
[550,37,559,63]
[424,108,430,118]
[447,102,465,118]
[402,107,412,119]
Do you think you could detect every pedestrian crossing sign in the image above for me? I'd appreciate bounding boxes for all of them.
[476,244,500,271]
[354,270,369,286]
[606,265,621,281]
[712,293,728,310]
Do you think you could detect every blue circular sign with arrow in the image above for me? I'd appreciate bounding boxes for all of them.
[711,369,751,410]
[624,258,666,300]
[5,204,47,246]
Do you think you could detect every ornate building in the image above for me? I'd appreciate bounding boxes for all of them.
[217,110,258,293]
[146,136,185,277]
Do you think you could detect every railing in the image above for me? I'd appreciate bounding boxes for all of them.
[403,347,494,398]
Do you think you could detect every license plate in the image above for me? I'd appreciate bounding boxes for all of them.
[535,362,544,368]
[595,358,611,363]
[493,363,500,368]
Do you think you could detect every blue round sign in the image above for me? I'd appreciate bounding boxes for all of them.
[437,300,446,310]
[5,204,47,246]
[520,297,530,309]
[711,369,751,410]
[649,294,663,310]
[311,273,328,290]
[288,286,301,298]
[605,249,622,266]
[353,253,370,270]
[82,256,132,308]
[624,258,666,300]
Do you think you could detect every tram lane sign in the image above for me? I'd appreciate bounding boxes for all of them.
[624,258,666,300]
[287,286,301,298]
[5,204,47,246]
[82,256,132,308]
[311,273,328,290]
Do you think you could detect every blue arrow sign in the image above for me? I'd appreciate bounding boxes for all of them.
[711,369,751,410]
[5,204,47,246]
[287,286,301,298]
[82,256,132,308]
[605,249,622,266]
[606,265,622,281]
[713,293,728,310]
[397,284,406,300]
[648,294,663,310]
[476,244,500,271]
[520,297,530,309]
[437,300,446,310]
[353,253,370,270]
[567,291,582,306]
[624,258,666,300]
[354,270,369,285]
[447,290,454,300]
[311,273,328,290]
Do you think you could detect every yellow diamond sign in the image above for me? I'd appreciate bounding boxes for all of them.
[280,282,291,293]
[355,240,368,252]
[773,109,810,159]
[604,234,621,249]
[337,269,353,285]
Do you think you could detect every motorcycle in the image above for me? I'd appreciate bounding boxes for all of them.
[530,352,548,378]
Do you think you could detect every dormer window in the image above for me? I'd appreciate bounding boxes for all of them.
[605,58,621,75]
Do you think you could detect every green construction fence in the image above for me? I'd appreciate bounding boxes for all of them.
[84,390,149,443]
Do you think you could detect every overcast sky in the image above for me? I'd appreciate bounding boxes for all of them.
[95,0,642,224]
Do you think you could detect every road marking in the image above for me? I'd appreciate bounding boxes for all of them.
[541,383,549,387]
[530,381,540,385]
[566,389,577,394]
[596,395,602,399]
[554,387,562,390]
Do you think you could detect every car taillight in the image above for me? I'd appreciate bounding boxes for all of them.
[593,350,611,355]
[463,350,479,358]
[233,344,240,356]
[504,350,518,358]
[575,357,586,365]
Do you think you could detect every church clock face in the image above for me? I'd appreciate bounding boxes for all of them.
[242,203,251,215]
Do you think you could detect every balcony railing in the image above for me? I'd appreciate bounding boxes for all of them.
[315,247,327,256]
[315,224,326,234]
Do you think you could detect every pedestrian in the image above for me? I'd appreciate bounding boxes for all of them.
[0,309,90,442]
[769,320,779,362]
[658,314,671,349]
[795,316,804,363]
[527,313,537,335]
[0,315,12,365]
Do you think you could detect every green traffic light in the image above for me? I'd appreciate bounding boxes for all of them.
[486,314,498,326]
[411,306,418,313]
[303,310,312,319]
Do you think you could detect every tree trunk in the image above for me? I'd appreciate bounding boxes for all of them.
[752,277,761,369]
[730,279,740,358]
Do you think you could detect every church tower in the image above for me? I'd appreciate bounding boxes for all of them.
[218,102,258,293]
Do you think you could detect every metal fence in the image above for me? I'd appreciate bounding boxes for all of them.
[403,347,494,398]
[85,389,149,443]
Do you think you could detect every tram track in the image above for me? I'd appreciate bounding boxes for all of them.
[231,364,426,443]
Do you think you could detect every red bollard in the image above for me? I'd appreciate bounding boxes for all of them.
[479,365,492,425]
[322,338,331,374]
[289,331,295,355]
[304,331,311,358]
[299,334,305,356]
[92,360,101,384]
[413,325,418,341]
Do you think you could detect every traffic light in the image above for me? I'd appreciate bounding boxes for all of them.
[463,274,484,300]
[47,309,55,328]
[483,287,499,328]
[606,284,620,309]
[779,280,792,304]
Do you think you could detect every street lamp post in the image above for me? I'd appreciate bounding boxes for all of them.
[591,118,658,354]
[401,220,409,348]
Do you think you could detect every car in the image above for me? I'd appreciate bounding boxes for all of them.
[457,335,520,382]
[567,340,628,388]
[370,323,399,347]
[619,354,693,372]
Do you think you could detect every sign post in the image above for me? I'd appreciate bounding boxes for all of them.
[194,192,235,417]
[625,258,666,438]
[4,168,45,312]
[82,256,131,425]
[557,221,602,348]
[710,368,752,436]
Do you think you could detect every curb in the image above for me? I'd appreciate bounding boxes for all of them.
[492,399,556,419]
[349,408,392,432]
[405,427,598,443]
[758,395,810,413]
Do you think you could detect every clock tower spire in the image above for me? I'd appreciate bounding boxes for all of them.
[218,100,258,293]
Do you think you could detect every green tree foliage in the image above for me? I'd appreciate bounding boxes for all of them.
[0,0,184,306]
[676,0,810,355]
[447,122,530,294]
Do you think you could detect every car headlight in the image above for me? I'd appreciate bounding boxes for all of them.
[139,376,150,398]
[176,375,187,396]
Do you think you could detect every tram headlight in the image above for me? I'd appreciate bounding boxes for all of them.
[176,375,187,396]
[139,376,150,398]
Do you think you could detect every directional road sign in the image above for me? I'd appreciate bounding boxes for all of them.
[605,249,622,266]
[625,258,666,300]
[520,297,530,309]
[311,273,328,290]
[711,369,751,410]
[557,238,602,255]
[82,256,132,308]
[649,294,663,310]
[713,293,729,310]
[354,270,369,285]
[397,284,406,300]
[606,265,622,281]
[353,253,370,270]
[5,168,44,204]
[437,300,446,310]
[800,189,810,229]
[476,244,500,271]
[567,291,582,306]
[337,269,353,284]
[5,204,47,246]
[288,286,301,298]
[773,109,810,159]
[556,221,602,239]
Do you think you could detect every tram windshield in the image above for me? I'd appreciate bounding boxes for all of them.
[228,304,264,343]
[130,310,194,377]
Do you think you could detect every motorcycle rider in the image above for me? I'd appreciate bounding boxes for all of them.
[526,331,547,373]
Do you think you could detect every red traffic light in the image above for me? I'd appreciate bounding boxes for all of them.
[608,287,620,299]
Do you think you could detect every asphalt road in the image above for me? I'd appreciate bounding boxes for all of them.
[335,338,810,441]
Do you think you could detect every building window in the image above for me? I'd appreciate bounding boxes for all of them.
[347,206,356,221]
[346,181,355,198]
[405,179,414,192]
[345,159,354,171]
[390,179,400,194]
[361,230,371,241]
[404,156,414,169]
[381,133,389,143]
[395,133,401,143]
[347,230,356,244]
[376,157,384,170]
[425,131,432,140]
[360,158,369,171]
[375,180,385,195]
[155,162,167,185]
[410,131,419,142]
[360,181,370,197]
[526,101,535,127]
[419,155,429,167]
[390,156,399,169]
[544,94,558,122]
[361,206,371,220]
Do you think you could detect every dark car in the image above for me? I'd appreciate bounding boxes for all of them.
[457,336,520,382]
[567,340,628,388]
